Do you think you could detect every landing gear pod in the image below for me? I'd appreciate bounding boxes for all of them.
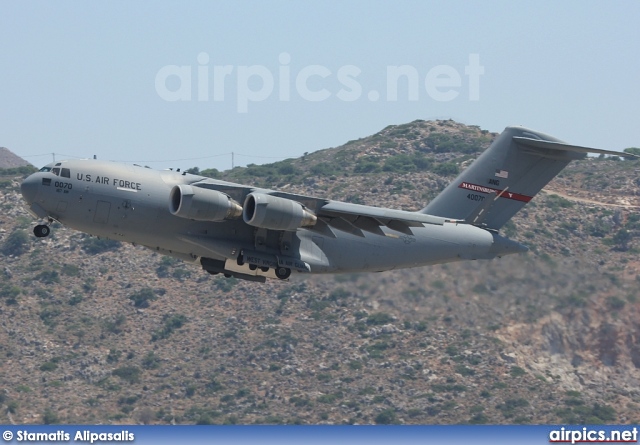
[236,249,309,280]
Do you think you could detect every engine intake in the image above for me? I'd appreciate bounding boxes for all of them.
[243,192,316,231]
[170,184,242,221]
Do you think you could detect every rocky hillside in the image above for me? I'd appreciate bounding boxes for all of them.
[0,120,639,425]
[0,148,32,169]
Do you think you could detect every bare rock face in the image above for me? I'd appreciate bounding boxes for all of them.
[0,148,31,169]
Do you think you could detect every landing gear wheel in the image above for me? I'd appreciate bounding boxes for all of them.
[260,266,269,273]
[236,254,245,266]
[249,264,257,271]
[34,225,50,238]
[275,267,291,280]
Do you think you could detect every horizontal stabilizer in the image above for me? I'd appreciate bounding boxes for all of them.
[513,137,638,159]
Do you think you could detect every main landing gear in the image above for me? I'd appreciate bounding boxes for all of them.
[246,263,291,280]
[236,252,292,280]
[275,266,291,280]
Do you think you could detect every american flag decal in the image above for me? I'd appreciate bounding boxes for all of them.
[495,169,509,179]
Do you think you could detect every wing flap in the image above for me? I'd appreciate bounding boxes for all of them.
[317,201,454,236]
[324,216,365,237]
[352,216,386,236]
[385,220,414,235]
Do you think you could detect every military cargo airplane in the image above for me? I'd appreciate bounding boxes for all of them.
[19,126,634,283]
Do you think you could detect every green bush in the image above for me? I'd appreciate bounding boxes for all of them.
[200,168,221,178]
[606,296,625,311]
[39,307,62,327]
[106,349,122,364]
[35,270,60,284]
[40,361,58,372]
[623,147,640,157]
[103,314,126,334]
[545,194,574,210]
[1,284,21,305]
[354,157,382,173]
[310,162,340,176]
[496,398,529,418]
[112,366,142,384]
[1,230,29,256]
[81,237,121,254]
[129,288,157,308]
[612,229,632,251]
[0,166,37,176]
[374,408,398,424]
[42,408,60,424]
[383,155,416,173]
[433,162,459,176]
[366,312,394,325]
[142,351,161,370]
[61,264,80,276]
[151,314,187,341]
[7,401,18,414]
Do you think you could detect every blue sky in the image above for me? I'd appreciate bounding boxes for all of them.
[1,0,639,171]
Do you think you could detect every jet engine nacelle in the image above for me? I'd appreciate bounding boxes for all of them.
[170,184,242,221]
[243,192,317,231]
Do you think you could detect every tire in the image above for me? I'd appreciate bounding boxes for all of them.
[275,267,291,280]
[34,225,50,238]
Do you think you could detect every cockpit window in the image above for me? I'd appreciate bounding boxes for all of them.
[39,166,52,172]
[60,168,70,178]
[52,168,61,176]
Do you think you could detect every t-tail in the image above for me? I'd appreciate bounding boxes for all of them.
[421,126,635,230]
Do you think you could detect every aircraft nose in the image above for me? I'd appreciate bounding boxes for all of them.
[20,174,40,204]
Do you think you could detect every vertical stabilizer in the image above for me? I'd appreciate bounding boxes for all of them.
[421,126,590,229]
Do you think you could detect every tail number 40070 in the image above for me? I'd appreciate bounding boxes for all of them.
[467,193,485,202]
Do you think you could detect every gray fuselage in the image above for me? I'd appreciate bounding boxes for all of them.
[20,159,524,280]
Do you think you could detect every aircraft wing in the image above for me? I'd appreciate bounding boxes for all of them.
[189,178,455,238]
